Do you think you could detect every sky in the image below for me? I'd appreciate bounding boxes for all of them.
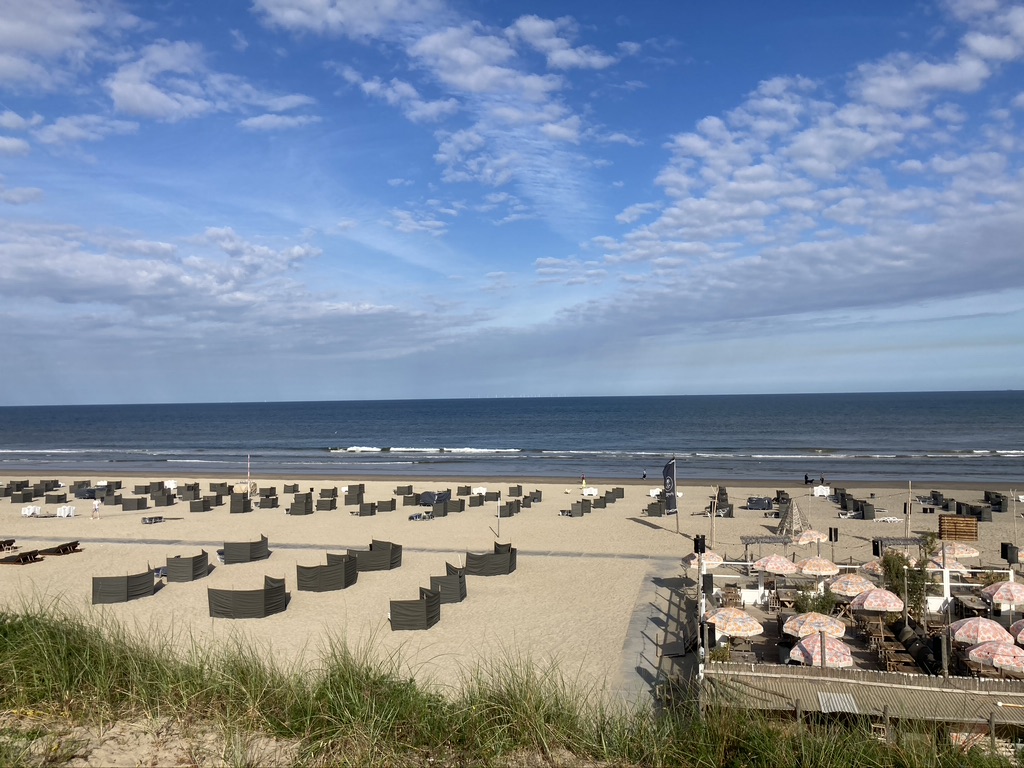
[1,0,1023,405]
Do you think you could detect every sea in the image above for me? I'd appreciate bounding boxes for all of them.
[0,392,1021,484]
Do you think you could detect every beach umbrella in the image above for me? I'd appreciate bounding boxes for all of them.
[752,553,798,575]
[703,606,749,623]
[710,612,764,639]
[789,634,854,668]
[1008,619,1024,644]
[949,617,1013,646]
[783,611,846,639]
[859,559,886,577]
[796,530,828,546]
[994,654,1024,674]
[981,581,1024,605]
[966,641,1024,665]
[826,573,875,597]
[850,588,904,613]
[796,556,840,577]
[927,557,969,574]
[682,551,723,570]
[941,542,980,559]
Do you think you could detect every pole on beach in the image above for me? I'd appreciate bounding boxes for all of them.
[905,480,912,544]
[710,486,717,551]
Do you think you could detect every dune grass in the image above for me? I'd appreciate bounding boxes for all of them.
[0,604,1018,767]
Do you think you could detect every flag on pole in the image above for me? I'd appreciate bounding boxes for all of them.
[663,458,677,513]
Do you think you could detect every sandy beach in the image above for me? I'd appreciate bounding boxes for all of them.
[2,474,1022,702]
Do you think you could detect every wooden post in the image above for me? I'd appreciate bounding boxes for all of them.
[990,710,997,754]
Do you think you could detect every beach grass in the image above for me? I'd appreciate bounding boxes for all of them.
[0,604,1017,767]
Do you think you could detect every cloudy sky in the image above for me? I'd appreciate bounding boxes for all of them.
[1,0,1022,405]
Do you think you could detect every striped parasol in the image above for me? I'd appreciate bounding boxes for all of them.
[967,641,1024,664]
[682,550,724,570]
[783,611,846,639]
[826,573,875,597]
[850,588,904,613]
[949,617,1014,646]
[752,553,798,575]
[789,634,854,668]
[796,556,840,577]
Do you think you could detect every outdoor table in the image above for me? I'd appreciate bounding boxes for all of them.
[776,588,799,610]
[954,594,988,618]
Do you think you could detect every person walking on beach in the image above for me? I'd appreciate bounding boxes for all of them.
[643,470,647,480]
[580,473,586,488]
[92,499,100,519]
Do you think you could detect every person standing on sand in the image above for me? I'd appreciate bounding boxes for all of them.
[643,470,647,480]
[581,473,586,488]
[92,499,100,519]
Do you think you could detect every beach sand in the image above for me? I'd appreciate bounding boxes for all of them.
[2,475,1021,703]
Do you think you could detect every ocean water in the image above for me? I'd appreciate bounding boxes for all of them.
[0,392,1021,483]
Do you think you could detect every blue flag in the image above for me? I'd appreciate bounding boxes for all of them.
[662,459,677,512]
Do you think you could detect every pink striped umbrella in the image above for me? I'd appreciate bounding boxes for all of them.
[783,611,846,639]
[752,553,798,575]
[789,634,854,668]
[949,617,1014,646]
[967,641,1024,664]
[826,573,875,597]
[850,588,904,613]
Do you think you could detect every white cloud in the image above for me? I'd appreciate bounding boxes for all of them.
[0,0,136,89]
[230,29,249,52]
[540,115,580,142]
[238,113,321,130]
[388,207,447,236]
[0,110,44,131]
[853,52,991,109]
[616,202,660,225]
[0,136,31,155]
[33,113,138,146]
[507,15,617,70]
[339,67,458,122]
[0,178,43,204]
[253,0,445,38]
[106,39,317,123]
[603,132,641,147]
[105,40,213,121]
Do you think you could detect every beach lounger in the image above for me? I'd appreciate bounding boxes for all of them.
[0,549,41,564]
[39,541,80,555]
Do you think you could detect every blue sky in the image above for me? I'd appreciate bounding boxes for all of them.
[1,0,1022,405]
